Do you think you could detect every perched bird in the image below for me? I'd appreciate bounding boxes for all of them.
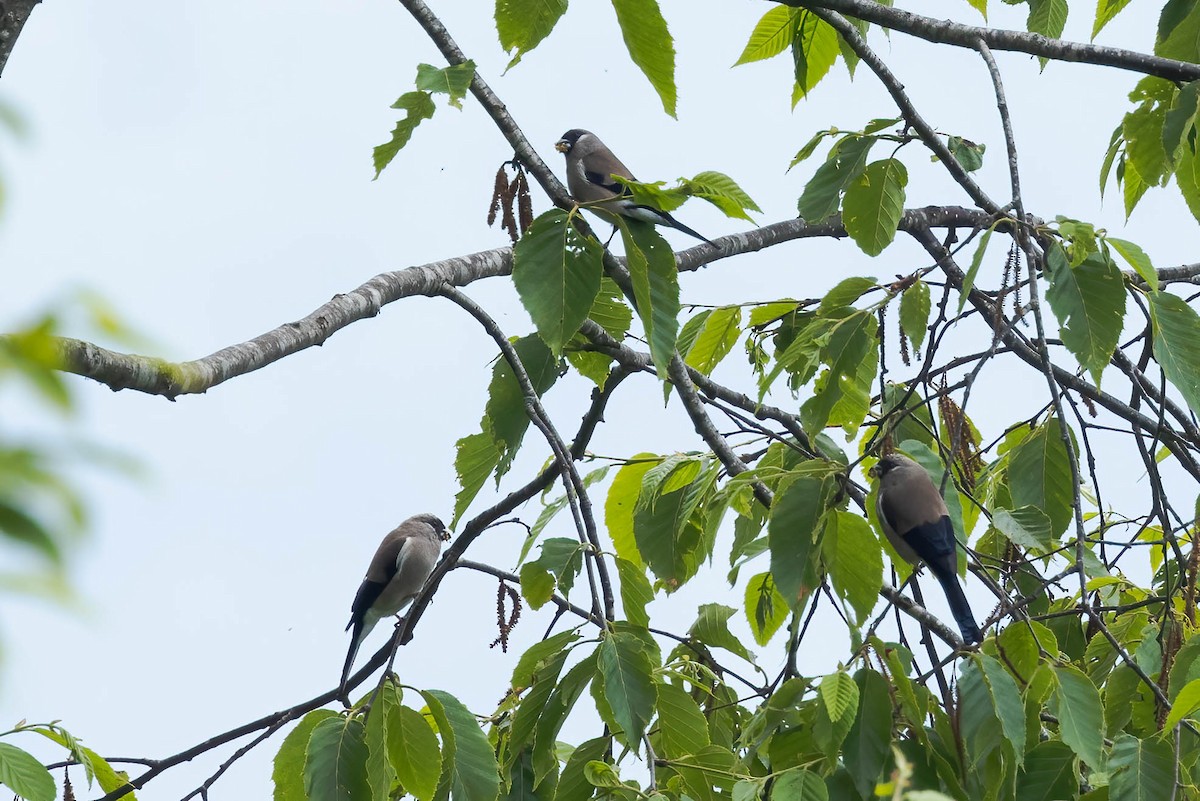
[340,513,448,694]
[554,129,718,248]
[869,453,984,645]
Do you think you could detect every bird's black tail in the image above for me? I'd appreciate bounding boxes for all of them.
[340,623,364,695]
[660,211,719,249]
[930,567,984,645]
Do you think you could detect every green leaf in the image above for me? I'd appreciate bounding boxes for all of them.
[274,710,340,801]
[1163,80,1200,165]
[791,13,840,101]
[589,278,634,340]
[734,5,801,65]
[1107,236,1158,289]
[843,669,891,800]
[610,0,677,116]
[655,680,712,757]
[745,570,789,646]
[684,306,742,375]
[682,171,763,221]
[899,278,931,350]
[992,506,1056,553]
[0,743,54,801]
[304,717,371,801]
[963,654,1027,764]
[633,465,716,589]
[1157,0,1200,69]
[485,334,561,479]
[1044,244,1126,385]
[1093,0,1133,37]
[799,311,877,435]
[842,158,907,256]
[1051,665,1104,768]
[620,220,680,378]
[513,210,605,355]
[1123,102,1168,187]
[1009,419,1075,539]
[453,432,501,527]
[820,276,877,310]
[555,737,607,801]
[597,630,659,745]
[373,92,436,178]
[496,0,569,69]
[1149,290,1200,416]
[947,135,986,172]
[421,689,502,801]
[533,654,596,784]
[1165,677,1200,729]
[798,135,875,222]
[414,61,476,109]
[519,561,556,609]
[768,475,834,607]
[507,649,570,778]
[1016,741,1078,801]
[958,226,994,313]
[512,630,580,690]
[1109,733,1176,801]
[387,703,443,801]
[1027,0,1068,65]
[606,456,656,567]
[823,511,882,625]
[689,603,754,662]
[617,557,654,628]
[771,768,828,801]
[819,670,860,723]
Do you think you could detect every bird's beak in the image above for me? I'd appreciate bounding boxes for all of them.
[554,140,570,153]
[867,463,883,479]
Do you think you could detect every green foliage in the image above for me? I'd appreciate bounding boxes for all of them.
[610,0,677,117]
[373,61,476,177]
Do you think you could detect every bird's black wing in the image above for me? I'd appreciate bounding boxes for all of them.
[584,169,628,195]
[345,578,386,632]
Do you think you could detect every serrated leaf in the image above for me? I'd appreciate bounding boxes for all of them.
[1109,733,1175,800]
[992,506,1056,553]
[745,571,789,646]
[373,92,436,178]
[485,334,561,479]
[275,710,340,801]
[0,743,54,801]
[453,432,501,527]
[684,306,742,375]
[798,135,875,222]
[768,475,834,607]
[598,631,659,745]
[1044,244,1126,385]
[619,220,679,378]
[533,655,596,784]
[1050,665,1104,768]
[606,456,656,567]
[1107,236,1158,289]
[496,0,568,69]
[1124,103,1168,188]
[655,680,711,757]
[1027,0,1068,66]
[683,171,762,221]
[421,690,501,801]
[959,654,1027,766]
[617,557,654,627]
[611,0,677,116]
[771,768,828,801]
[842,158,908,256]
[791,13,840,101]
[1093,0,1133,37]
[513,210,604,355]
[819,671,859,723]
[843,669,891,800]
[799,311,877,435]
[820,276,877,310]
[947,135,986,172]
[823,511,882,625]
[1165,677,1200,729]
[899,278,931,349]
[958,226,994,313]
[414,61,475,108]
[1158,0,1200,73]
[304,718,371,801]
[383,693,443,801]
[734,5,801,65]
[1016,741,1078,801]
[689,603,754,662]
[1149,290,1200,416]
[1009,418,1075,538]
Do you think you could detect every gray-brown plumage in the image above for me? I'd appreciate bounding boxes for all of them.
[869,453,983,645]
[554,129,717,247]
[340,513,447,693]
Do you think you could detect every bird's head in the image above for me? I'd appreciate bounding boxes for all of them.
[412,513,450,541]
[555,129,592,154]
[868,452,916,479]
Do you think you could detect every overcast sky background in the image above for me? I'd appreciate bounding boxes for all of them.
[0,1,1192,798]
